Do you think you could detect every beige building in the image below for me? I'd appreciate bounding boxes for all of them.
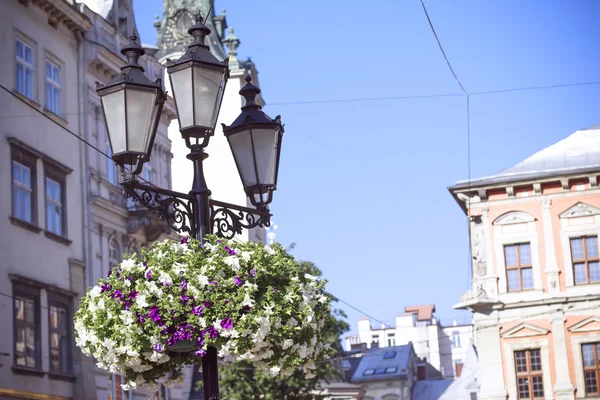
[0,0,91,399]
[451,125,600,400]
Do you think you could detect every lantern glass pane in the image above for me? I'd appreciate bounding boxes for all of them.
[125,88,157,153]
[101,89,126,154]
[192,66,223,129]
[146,100,162,155]
[229,130,257,186]
[252,128,280,186]
[170,67,193,128]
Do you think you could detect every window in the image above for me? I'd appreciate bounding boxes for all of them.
[385,367,398,374]
[383,351,396,359]
[109,374,133,400]
[109,239,122,274]
[45,177,63,235]
[470,393,478,400]
[45,60,61,115]
[570,237,600,285]
[417,365,426,381]
[143,163,154,184]
[12,161,34,223]
[582,343,600,396]
[154,384,169,400]
[451,331,461,347]
[505,243,534,291]
[16,38,34,99]
[514,349,544,399]
[375,368,387,374]
[387,333,395,347]
[13,286,40,369]
[363,368,375,376]
[105,130,117,185]
[48,296,70,373]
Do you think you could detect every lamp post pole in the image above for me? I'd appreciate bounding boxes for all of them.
[97,15,284,400]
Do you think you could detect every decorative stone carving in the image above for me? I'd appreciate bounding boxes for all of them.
[477,188,487,201]
[561,178,570,191]
[501,322,549,338]
[493,211,536,225]
[589,176,598,188]
[506,186,515,198]
[533,183,542,195]
[559,202,600,219]
[567,316,600,332]
[470,215,488,277]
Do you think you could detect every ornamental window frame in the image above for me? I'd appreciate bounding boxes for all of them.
[503,338,552,400]
[15,32,36,100]
[11,144,38,225]
[558,203,600,291]
[568,319,600,398]
[43,162,67,238]
[492,211,542,295]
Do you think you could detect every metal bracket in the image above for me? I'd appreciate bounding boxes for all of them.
[122,181,271,239]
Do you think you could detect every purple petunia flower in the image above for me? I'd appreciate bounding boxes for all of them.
[194,348,207,357]
[220,317,233,330]
[107,269,113,277]
[224,246,236,255]
[216,239,222,244]
[181,279,187,292]
[136,312,145,323]
[224,299,229,304]
[180,237,188,244]
[273,289,277,293]
[181,295,189,304]
[249,269,256,277]
[145,269,151,279]
[101,283,112,293]
[153,343,163,353]
[149,306,163,325]
[209,281,218,286]
[234,276,243,286]
[204,301,212,308]
[207,326,219,338]
[111,289,123,301]
[127,276,133,281]
[192,305,204,316]
[128,290,138,299]
[196,337,205,347]
[242,305,251,312]
[123,300,132,310]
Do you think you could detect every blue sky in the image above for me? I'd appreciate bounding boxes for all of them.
[133,0,600,336]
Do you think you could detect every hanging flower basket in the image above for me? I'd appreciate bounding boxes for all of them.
[74,235,333,390]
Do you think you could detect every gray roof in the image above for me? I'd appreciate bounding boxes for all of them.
[451,124,600,189]
[351,344,413,383]
[413,380,454,400]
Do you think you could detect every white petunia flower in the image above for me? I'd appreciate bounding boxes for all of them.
[241,251,253,261]
[136,294,149,308]
[242,293,255,308]
[304,273,318,281]
[121,258,136,272]
[89,286,101,299]
[223,256,240,271]
[158,272,172,286]
[269,366,281,376]
[173,262,186,275]
[264,245,275,255]
[282,339,294,349]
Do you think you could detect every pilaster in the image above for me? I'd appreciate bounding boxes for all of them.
[541,199,560,293]
[476,323,507,400]
[552,315,575,400]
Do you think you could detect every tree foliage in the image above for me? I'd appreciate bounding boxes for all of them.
[218,259,350,400]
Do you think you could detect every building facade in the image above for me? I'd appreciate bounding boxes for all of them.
[345,305,474,380]
[0,1,91,399]
[451,125,600,400]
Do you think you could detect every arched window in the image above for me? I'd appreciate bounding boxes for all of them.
[105,130,117,185]
[108,238,121,274]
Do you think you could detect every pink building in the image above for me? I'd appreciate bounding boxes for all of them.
[451,125,600,400]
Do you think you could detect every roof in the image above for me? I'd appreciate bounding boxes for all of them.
[451,124,600,190]
[413,344,480,400]
[351,344,413,383]
[405,305,435,321]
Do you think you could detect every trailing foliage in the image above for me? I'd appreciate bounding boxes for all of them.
[74,236,333,390]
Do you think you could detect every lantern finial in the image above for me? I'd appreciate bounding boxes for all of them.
[120,30,145,69]
[239,75,261,111]
[188,12,211,48]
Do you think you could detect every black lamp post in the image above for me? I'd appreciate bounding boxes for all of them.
[97,16,284,400]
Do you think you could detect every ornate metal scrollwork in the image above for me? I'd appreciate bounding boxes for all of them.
[122,182,271,240]
[122,182,196,237]
[209,200,271,239]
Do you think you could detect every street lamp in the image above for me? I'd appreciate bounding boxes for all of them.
[97,32,166,178]
[97,16,284,400]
